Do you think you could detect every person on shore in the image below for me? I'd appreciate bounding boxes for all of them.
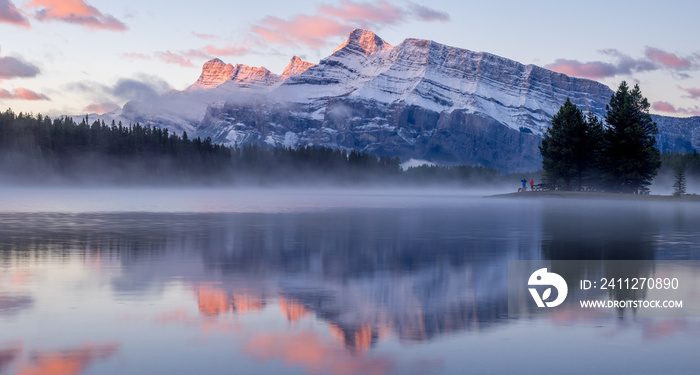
[520,179,527,192]
[530,178,534,191]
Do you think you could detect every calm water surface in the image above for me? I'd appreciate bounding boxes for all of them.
[0,188,699,375]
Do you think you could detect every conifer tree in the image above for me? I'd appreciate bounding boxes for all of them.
[601,82,661,193]
[540,99,600,190]
[673,166,687,196]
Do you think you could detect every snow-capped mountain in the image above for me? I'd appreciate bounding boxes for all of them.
[110,29,698,172]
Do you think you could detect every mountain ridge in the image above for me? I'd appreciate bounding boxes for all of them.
[90,29,698,172]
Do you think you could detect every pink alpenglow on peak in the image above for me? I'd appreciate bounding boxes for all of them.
[281,56,315,79]
[190,58,282,90]
[332,28,392,56]
[191,58,234,89]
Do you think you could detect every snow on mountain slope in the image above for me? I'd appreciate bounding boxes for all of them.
[122,28,612,134]
[106,28,696,172]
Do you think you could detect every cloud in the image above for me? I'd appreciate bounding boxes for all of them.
[125,46,249,68]
[409,3,450,22]
[546,59,623,80]
[192,32,216,40]
[204,45,250,57]
[652,101,700,116]
[109,76,171,102]
[645,47,692,69]
[83,102,119,114]
[679,86,700,99]
[155,51,195,67]
[250,0,449,48]
[0,0,29,26]
[0,49,41,80]
[318,0,405,27]
[652,101,677,113]
[67,74,171,110]
[252,15,348,48]
[0,88,50,100]
[26,0,126,31]
[546,47,697,80]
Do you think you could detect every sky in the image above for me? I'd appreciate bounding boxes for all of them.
[1,0,699,118]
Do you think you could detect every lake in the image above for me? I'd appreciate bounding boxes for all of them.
[0,188,699,375]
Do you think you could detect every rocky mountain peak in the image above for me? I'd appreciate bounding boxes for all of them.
[332,28,392,55]
[190,58,235,89]
[189,59,283,90]
[281,56,315,79]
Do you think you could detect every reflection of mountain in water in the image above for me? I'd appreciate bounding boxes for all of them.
[3,200,698,352]
[0,207,540,351]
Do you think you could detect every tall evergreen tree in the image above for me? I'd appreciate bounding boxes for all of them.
[540,99,601,190]
[601,82,661,193]
[673,166,687,196]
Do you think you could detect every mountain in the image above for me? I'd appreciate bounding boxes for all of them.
[110,29,698,172]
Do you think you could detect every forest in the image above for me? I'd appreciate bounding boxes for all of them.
[0,108,694,188]
[0,109,501,185]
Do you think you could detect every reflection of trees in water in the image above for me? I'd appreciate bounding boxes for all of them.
[0,213,177,263]
[540,203,657,316]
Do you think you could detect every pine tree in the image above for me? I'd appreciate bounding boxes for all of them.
[673,166,687,196]
[540,99,601,190]
[601,82,661,193]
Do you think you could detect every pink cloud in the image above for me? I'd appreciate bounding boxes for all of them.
[204,45,250,56]
[645,47,692,69]
[252,15,349,48]
[155,51,194,67]
[83,102,119,114]
[547,46,699,81]
[679,86,700,99]
[124,47,244,67]
[250,1,449,48]
[0,0,30,27]
[26,0,126,31]
[192,32,216,40]
[318,0,405,27]
[0,87,50,100]
[546,59,621,80]
[652,101,700,116]
[652,101,677,113]
[122,52,149,60]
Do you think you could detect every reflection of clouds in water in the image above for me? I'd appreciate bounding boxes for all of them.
[153,307,242,337]
[0,295,33,315]
[245,330,394,375]
[0,341,23,374]
[11,271,32,287]
[0,342,119,375]
[642,319,689,341]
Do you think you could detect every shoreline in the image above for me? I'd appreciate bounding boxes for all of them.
[488,191,700,201]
